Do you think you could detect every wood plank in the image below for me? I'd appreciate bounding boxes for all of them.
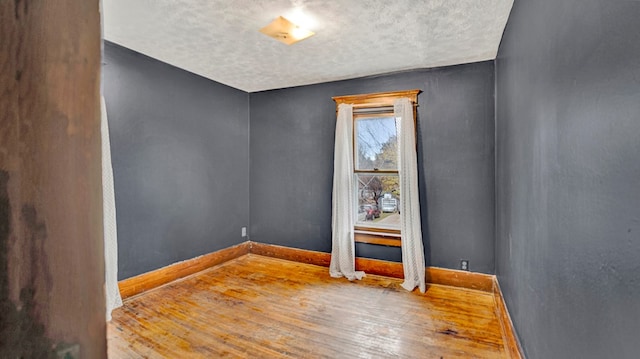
[119,242,494,298]
[355,256,405,278]
[426,266,495,293]
[250,241,494,292]
[249,241,332,267]
[118,242,250,299]
[108,255,509,358]
[493,278,525,359]
[354,232,402,247]
[332,89,421,107]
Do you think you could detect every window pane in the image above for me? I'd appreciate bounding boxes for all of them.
[355,174,400,230]
[355,116,398,170]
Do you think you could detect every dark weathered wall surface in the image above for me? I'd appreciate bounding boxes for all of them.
[250,62,496,273]
[0,1,106,357]
[103,42,249,279]
[495,1,640,357]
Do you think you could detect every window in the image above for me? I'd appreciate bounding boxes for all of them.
[355,114,400,232]
[333,90,419,246]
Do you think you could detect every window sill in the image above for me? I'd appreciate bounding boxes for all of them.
[354,230,401,247]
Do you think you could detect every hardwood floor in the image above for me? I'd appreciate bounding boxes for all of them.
[108,254,508,358]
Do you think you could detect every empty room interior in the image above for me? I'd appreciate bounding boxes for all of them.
[2,0,639,358]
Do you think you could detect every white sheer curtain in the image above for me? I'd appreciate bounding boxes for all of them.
[395,98,426,292]
[329,104,365,280]
[102,97,123,320]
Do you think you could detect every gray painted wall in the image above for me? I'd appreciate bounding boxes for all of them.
[250,62,496,273]
[103,42,250,279]
[496,1,640,358]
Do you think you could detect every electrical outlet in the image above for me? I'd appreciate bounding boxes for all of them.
[460,259,469,271]
[241,227,247,237]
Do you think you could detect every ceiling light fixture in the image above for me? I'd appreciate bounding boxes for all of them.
[259,16,315,45]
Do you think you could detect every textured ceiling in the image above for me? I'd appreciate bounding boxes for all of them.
[103,0,513,92]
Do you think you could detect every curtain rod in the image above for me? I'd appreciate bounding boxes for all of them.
[353,106,394,114]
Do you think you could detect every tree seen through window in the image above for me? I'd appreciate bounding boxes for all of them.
[355,116,400,231]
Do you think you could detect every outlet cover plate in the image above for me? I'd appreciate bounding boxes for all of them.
[460,259,469,271]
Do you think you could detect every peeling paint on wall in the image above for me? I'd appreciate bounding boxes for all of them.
[0,170,55,357]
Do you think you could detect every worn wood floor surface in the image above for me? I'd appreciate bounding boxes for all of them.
[108,254,507,358]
